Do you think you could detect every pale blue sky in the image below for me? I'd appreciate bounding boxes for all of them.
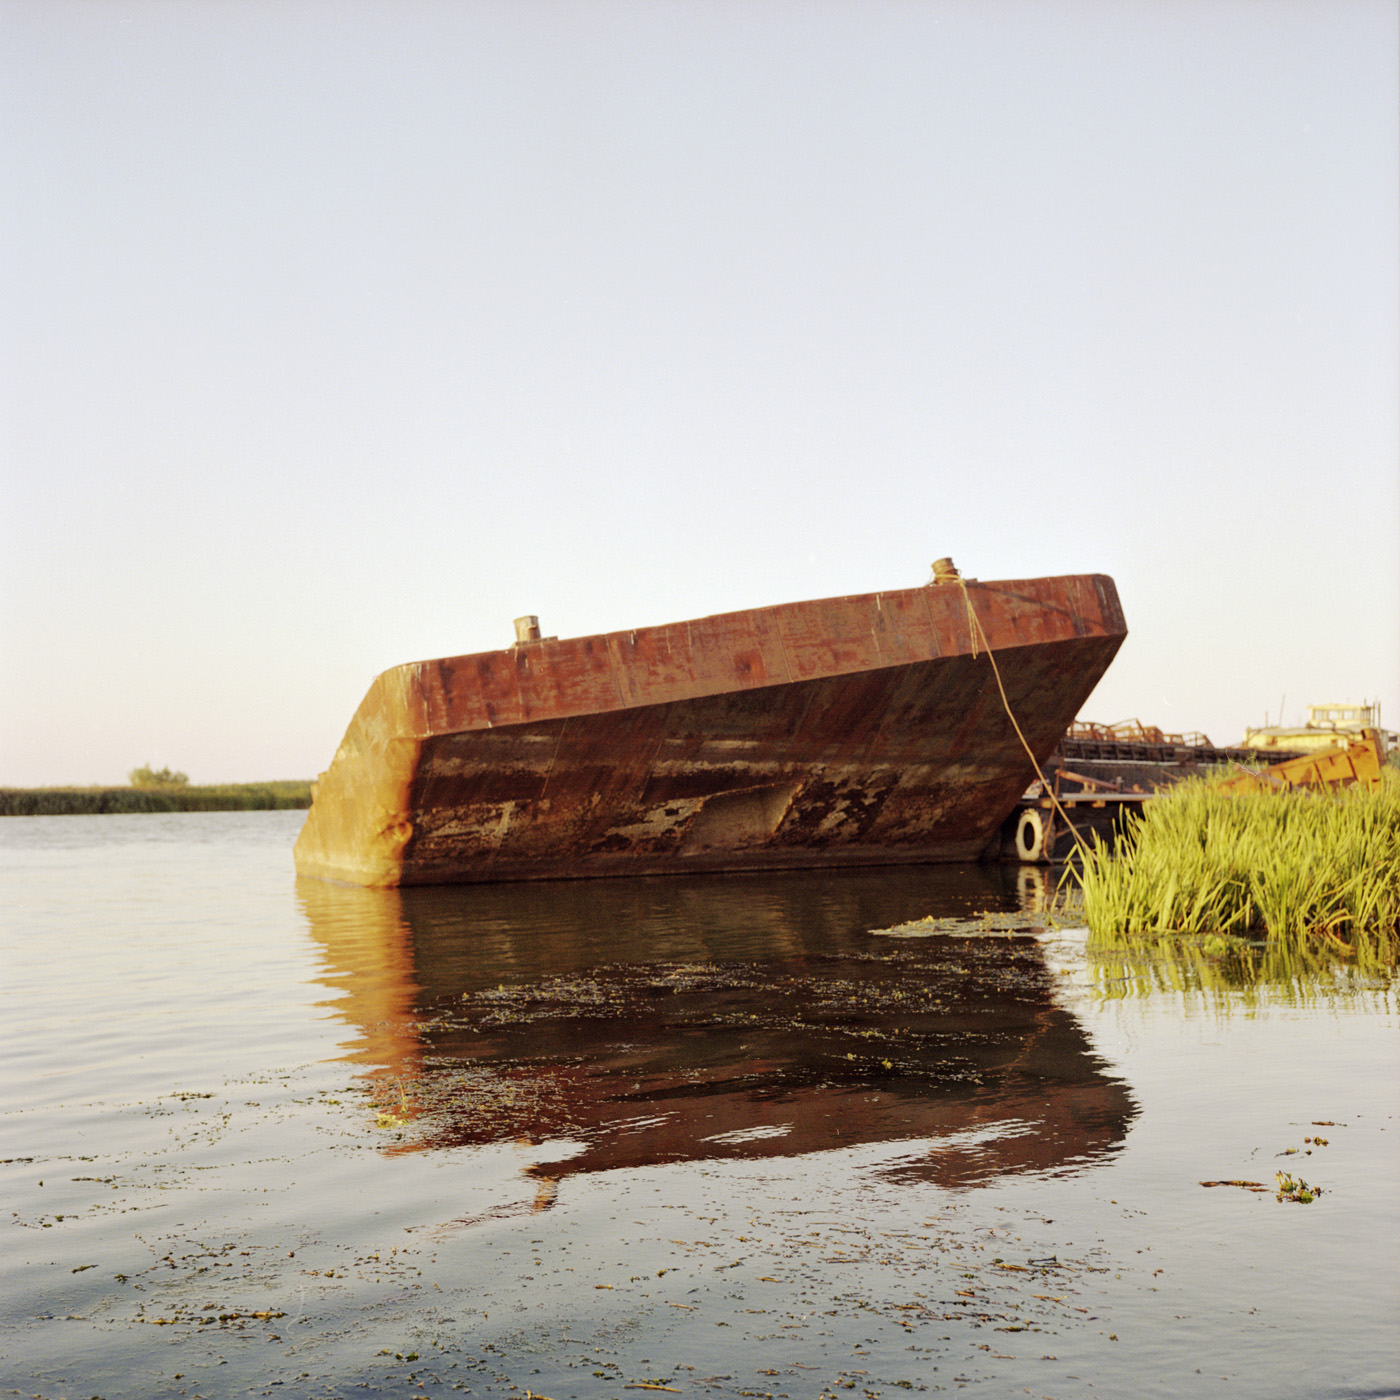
[3,0,1397,786]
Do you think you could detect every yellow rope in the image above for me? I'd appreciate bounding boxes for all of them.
[947,573,1090,858]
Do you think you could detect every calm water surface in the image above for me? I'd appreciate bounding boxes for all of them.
[1,811,1396,1399]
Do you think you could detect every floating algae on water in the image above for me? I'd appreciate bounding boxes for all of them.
[869,912,1062,939]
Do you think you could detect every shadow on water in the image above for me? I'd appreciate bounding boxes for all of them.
[297,863,1135,1202]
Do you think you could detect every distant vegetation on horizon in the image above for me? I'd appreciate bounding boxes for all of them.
[0,780,313,816]
[128,764,190,788]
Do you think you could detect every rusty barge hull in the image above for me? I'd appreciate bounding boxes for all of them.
[294,575,1126,887]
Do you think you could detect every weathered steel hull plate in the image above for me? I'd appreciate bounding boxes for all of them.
[294,575,1127,886]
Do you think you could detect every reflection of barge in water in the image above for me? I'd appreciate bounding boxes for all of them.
[295,572,1126,886]
[298,867,1136,1198]
[420,950,1134,1194]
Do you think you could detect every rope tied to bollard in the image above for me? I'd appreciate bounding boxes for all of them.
[929,558,1091,858]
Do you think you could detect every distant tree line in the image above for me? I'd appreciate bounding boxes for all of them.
[0,780,312,816]
[128,764,190,788]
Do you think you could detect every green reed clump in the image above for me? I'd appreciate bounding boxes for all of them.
[1069,773,1400,954]
[0,781,312,816]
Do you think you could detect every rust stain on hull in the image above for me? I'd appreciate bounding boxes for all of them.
[294,575,1127,886]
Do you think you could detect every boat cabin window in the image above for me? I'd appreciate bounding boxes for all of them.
[1308,705,1372,726]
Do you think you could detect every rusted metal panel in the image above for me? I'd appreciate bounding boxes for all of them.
[1217,729,1387,794]
[294,574,1127,886]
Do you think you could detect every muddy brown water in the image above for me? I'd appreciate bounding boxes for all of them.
[1,811,1396,1399]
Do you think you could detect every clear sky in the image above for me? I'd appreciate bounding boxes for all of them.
[2,0,1397,787]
